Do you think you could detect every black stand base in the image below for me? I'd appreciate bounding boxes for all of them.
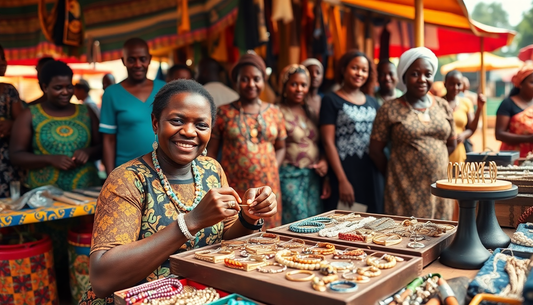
[476,200,511,250]
[440,200,490,269]
[431,184,518,270]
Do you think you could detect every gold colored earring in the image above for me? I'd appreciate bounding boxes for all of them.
[152,134,158,150]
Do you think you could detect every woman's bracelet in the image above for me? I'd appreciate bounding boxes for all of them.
[177,213,196,240]
[238,211,264,230]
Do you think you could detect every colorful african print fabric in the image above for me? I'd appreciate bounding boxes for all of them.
[80,156,235,304]
[0,237,58,305]
[213,103,287,229]
[279,165,322,224]
[0,83,24,198]
[26,104,99,191]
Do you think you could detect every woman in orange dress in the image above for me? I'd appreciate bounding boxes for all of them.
[207,52,286,228]
[496,63,533,157]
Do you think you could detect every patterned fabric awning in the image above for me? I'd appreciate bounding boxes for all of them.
[0,0,238,62]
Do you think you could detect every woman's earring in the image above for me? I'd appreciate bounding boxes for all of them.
[152,134,158,150]
[202,148,207,156]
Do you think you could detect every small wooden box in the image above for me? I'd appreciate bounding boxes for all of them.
[267,210,457,267]
[170,233,422,305]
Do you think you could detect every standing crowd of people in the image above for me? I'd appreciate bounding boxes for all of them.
[1,37,533,304]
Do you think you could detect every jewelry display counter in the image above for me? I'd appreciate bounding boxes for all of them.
[267,211,457,267]
[169,233,422,305]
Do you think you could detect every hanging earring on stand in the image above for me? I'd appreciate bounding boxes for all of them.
[153,134,158,150]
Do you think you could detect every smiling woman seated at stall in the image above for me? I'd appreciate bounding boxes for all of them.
[80,80,278,304]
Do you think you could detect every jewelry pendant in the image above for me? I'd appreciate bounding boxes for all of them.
[250,128,258,138]
[417,112,430,123]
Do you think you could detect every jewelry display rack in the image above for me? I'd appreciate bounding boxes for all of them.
[431,184,518,269]
[267,211,457,267]
[169,233,422,305]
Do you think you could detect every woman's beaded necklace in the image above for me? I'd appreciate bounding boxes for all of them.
[151,150,203,212]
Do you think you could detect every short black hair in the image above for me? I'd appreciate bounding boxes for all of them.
[336,50,375,95]
[152,79,216,123]
[444,70,463,83]
[167,64,194,80]
[38,60,73,86]
[123,37,149,51]
[377,60,395,73]
[37,57,54,69]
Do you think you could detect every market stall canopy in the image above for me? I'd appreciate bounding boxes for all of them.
[440,53,523,75]
[0,0,238,62]
[518,45,533,62]
[374,20,515,58]
[343,0,515,56]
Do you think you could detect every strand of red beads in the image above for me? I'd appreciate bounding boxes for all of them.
[124,278,183,305]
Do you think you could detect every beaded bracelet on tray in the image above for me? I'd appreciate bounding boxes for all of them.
[289,221,325,233]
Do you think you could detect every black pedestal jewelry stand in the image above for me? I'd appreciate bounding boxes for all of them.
[477,200,511,249]
[431,184,518,269]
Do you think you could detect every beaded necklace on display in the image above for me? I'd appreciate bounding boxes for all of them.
[124,278,183,305]
[289,220,325,233]
[364,217,397,232]
[318,217,376,238]
[152,150,203,212]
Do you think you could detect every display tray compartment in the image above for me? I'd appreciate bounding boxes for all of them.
[170,233,422,305]
[267,210,457,267]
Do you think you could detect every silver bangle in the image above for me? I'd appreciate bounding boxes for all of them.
[177,213,196,240]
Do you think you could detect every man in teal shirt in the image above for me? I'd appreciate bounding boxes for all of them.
[100,38,165,174]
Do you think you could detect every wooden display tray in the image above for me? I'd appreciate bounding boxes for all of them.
[170,233,422,305]
[267,211,457,267]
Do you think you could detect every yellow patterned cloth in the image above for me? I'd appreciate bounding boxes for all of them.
[80,156,235,304]
[27,104,99,191]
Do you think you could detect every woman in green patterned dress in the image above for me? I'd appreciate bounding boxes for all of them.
[10,60,101,191]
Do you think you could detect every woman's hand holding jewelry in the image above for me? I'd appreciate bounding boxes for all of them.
[185,187,242,234]
[241,186,277,220]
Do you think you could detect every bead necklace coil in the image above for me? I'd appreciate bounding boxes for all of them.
[124,278,183,305]
[318,217,376,238]
[289,221,325,233]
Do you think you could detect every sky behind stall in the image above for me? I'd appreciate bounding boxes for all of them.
[464,0,531,26]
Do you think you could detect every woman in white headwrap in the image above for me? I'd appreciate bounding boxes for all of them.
[369,47,456,220]
[302,58,324,123]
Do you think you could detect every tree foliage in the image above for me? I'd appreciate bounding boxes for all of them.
[516,4,533,50]
[470,2,513,30]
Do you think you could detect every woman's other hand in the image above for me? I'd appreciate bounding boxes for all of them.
[48,155,76,170]
[477,93,487,108]
[72,148,90,165]
[321,178,331,199]
[339,179,355,207]
[241,186,277,220]
[185,187,242,232]
[312,159,328,177]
